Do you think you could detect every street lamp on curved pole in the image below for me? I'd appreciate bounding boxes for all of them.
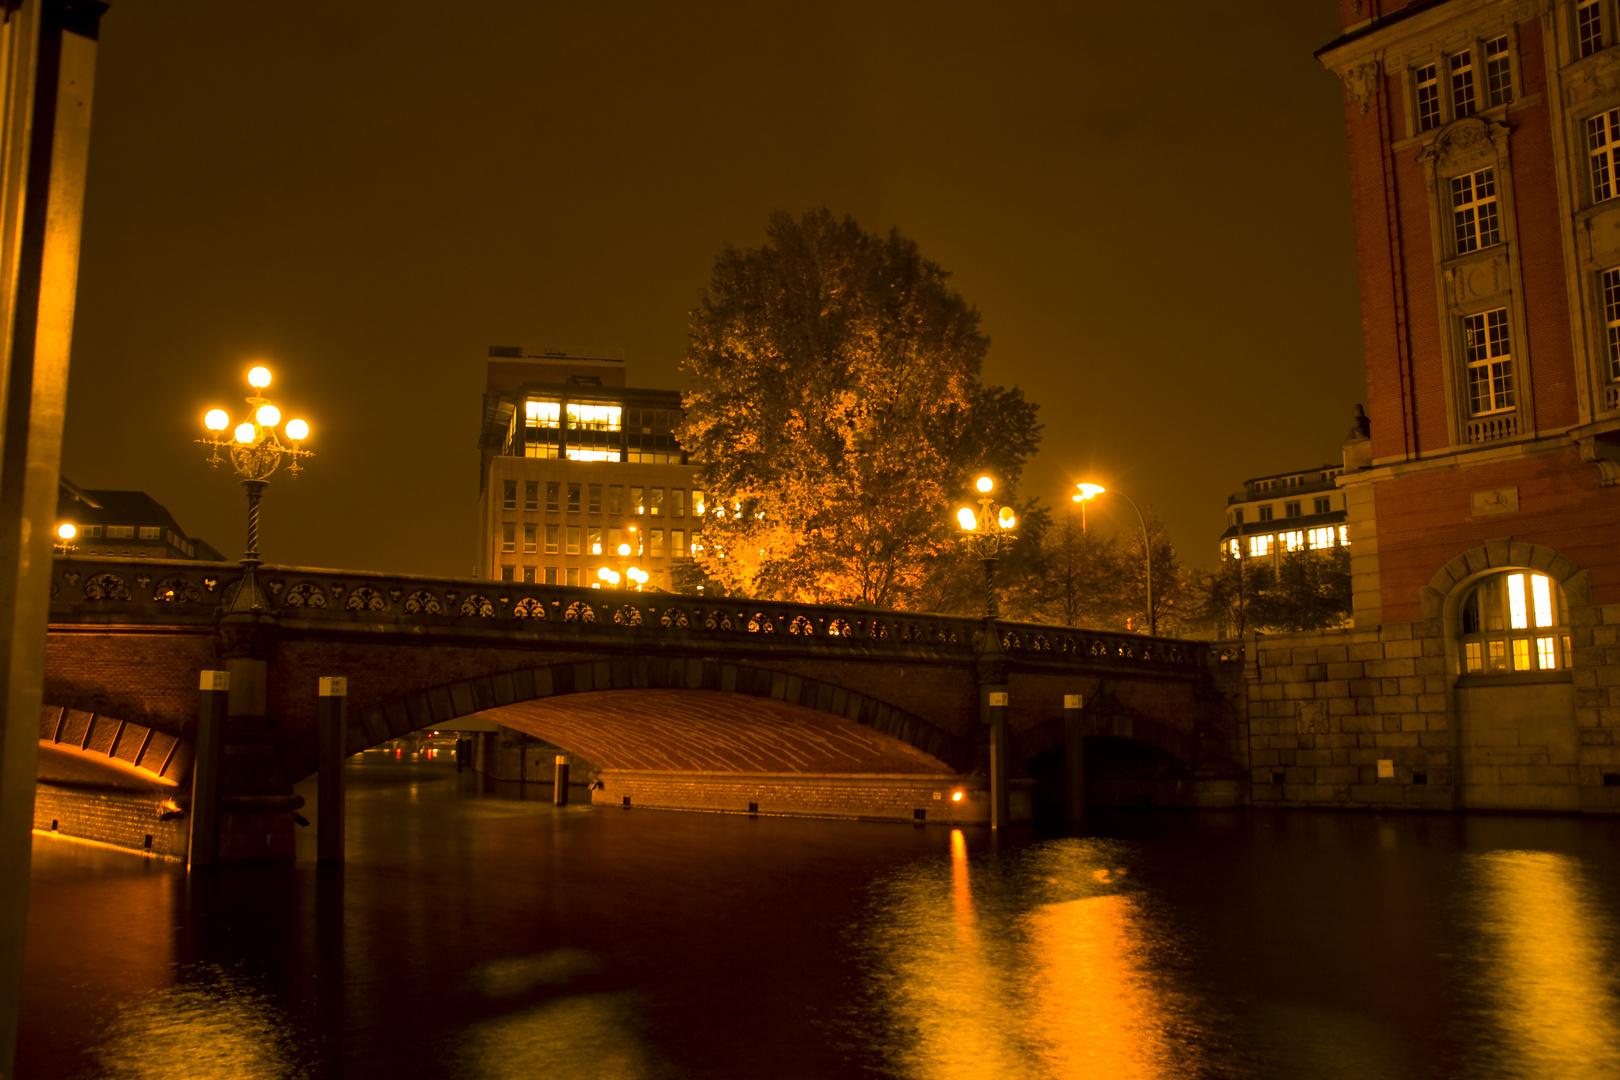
[1074,483,1155,637]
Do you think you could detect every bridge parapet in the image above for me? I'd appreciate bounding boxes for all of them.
[48,556,1235,675]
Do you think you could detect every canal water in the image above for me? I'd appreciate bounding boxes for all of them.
[19,756,1620,1079]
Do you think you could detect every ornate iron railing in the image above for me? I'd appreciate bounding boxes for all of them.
[48,556,1219,673]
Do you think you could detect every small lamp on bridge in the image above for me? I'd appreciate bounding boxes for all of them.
[53,521,76,555]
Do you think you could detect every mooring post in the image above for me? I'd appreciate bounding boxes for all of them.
[318,676,347,863]
[187,670,230,870]
[988,690,1009,829]
[1064,693,1085,824]
[553,755,570,806]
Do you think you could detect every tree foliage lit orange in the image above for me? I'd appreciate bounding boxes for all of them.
[680,208,1039,608]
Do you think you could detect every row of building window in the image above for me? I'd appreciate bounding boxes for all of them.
[497,565,669,589]
[1414,34,1514,134]
[1250,471,1340,493]
[523,401,675,434]
[1226,526,1349,558]
[1460,571,1572,672]
[501,522,695,558]
[1233,497,1333,527]
[501,481,704,517]
[72,524,200,557]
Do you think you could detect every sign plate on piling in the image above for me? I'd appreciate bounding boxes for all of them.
[200,670,229,691]
[1064,694,1082,709]
[988,692,1009,707]
[319,677,348,697]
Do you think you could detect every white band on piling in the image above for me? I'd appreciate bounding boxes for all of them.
[988,692,1009,707]
[1064,694,1083,709]
[319,676,348,697]
[200,670,229,691]
[555,755,570,766]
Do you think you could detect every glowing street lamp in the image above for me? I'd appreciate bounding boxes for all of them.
[198,364,315,610]
[53,521,77,555]
[1074,482,1156,637]
[955,474,1017,620]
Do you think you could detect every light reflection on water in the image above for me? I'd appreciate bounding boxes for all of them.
[20,760,1620,1079]
[1459,850,1620,1079]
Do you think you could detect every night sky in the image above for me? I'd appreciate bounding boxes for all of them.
[59,1,1362,580]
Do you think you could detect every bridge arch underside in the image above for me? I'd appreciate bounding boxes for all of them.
[473,689,957,776]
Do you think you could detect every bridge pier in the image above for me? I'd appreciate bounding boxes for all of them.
[187,671,230,870]
[1064,694,1085,824]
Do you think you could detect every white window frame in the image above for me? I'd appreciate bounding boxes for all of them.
[1463,307,1516,415]
[1450,49,1477,119]
[1415,61,1442,133]
[1589,108,1620,204]
[1579,0,1607,59]
[1451,167,1501,253]
[1484,35,1514,107]
[1603,267,1620,382]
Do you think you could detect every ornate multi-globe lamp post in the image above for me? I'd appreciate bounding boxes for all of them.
[956,474,1017,829]
[1073,482,1155,637]
[198,365,313,608]
[596,542,649,590]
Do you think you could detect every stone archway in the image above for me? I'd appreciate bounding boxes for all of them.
[1421,538,1590,812]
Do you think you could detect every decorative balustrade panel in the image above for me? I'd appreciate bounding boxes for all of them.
[1607,384,1620,413]
[1466,412,1518,444]
[47,557,1220,673]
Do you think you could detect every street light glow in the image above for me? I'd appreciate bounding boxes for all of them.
[234,423,256,444]
[285,418,309,441]
[618,543,631,557]
[998,506,1016,529]
[975,476,994,493]
[957,507,977,531]
[56,522,75,540]
[204,409,229,431]
[256,404,281,427]
[248,366,272,388]
[1074,483,1106,502]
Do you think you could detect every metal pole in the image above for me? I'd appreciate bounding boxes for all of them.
[0,4,103,1074]
[242,479,266,561]
[1114,490,1154,637]
[187,670,229,870]
[988,690,1009,829]
[1064,693,1085,824]
[317,677,346,863]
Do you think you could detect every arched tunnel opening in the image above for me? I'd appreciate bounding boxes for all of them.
[1026,736,1194,824]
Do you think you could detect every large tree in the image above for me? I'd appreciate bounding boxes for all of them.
[680,208,1039,608]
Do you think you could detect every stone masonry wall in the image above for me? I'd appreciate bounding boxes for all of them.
[593,770,1032,824]
[33,783,187,859]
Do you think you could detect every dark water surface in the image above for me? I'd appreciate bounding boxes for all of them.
[19,757,1620,1079]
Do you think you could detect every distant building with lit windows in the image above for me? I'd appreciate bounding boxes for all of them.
[56,479,225,561]
[475,346,703,589]
[1218,464,1349,565]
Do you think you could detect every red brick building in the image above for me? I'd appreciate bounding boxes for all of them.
[1237,1,1620,813]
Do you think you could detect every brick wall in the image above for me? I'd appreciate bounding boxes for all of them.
[33,783,186,859]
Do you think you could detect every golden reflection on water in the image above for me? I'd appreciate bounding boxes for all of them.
[1467,849,1620,1079]
[860,836,1199,1080]
[457,992,664,1080]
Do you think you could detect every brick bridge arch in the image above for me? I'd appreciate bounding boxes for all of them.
[284,656,971,784]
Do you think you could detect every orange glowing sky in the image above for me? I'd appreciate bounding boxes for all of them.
[61,1,1361,576]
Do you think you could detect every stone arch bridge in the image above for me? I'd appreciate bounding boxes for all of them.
[40,556,1248,855]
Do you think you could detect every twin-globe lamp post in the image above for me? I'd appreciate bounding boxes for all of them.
[1073,482,1155,637]
[596,542,649,590]
[198,365,313,607]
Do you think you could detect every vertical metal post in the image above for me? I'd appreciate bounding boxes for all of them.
[317,676,346,863]
[187,670,228,870]
[1064,693,1085,824]
[988,690,1009,829]
[553,754,569,806]
[0,4,103,1075]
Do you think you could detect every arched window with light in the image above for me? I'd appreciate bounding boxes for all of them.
[1459,570,1571,673]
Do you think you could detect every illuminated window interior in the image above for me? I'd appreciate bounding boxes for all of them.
[526,400,561,427]
[1250,535,1272,557]
[1308,526,1335,549]
[1283,530,1305,552]
[567,403,622,431]
[1460,570,1570,673]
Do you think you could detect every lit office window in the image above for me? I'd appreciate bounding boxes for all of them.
[524,481,538,511]
[523,524,536,554]
[589,484,602,513]
[1283,530,1305,552]
[651,529,665,557]
[566,568,579,587]
[566,447,621,462]
[609,526,623,552]
[566,526,580,555]
[1250,535,1272,556]
[672,529,685,556]
[566,403,621,430]
[546,482,559,513]
[632,486,645,515]
[545,525,559,554]
[526,399,561,427]
[650,488,664,516]
[673,489,686,517]
[503,480,517,510]
[693,490,706,515]
[502,523,515,553]
[589,526,602,555]
[1460,570,1570,672]
[1308,527,1336,549]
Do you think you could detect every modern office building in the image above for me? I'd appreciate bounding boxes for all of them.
[1219,463,1350,565]
[475,346,704,588]
[56,478,225,560]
